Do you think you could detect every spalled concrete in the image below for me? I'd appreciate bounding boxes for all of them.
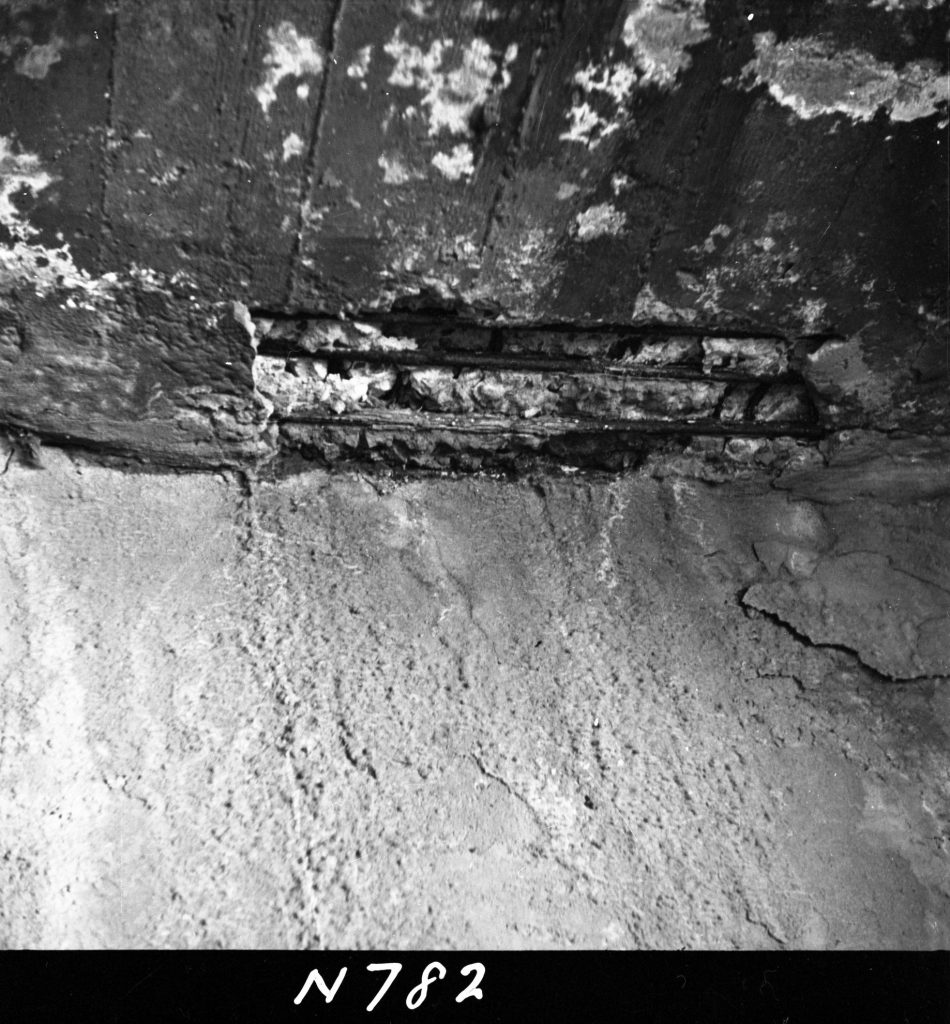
[1,1,948,462]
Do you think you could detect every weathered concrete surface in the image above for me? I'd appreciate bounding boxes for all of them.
[1,445,948,948]
[1,0,948,462]
[740,434,950,680]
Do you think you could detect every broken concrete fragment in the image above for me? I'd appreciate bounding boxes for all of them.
[253,355,397,416]
[405,367,727,421]
[718,383,758,423]
[407,367,559,418]
[753,384,813,423]
[628,336,702,366]
[504,331,619,360]
[297,320,417,354]
[279,415,649,472]
[702,337,788,376]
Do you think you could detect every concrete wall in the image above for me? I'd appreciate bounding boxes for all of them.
[1,445,948,948]
[1,0,947,464]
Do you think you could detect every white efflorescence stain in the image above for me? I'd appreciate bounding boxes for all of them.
[0,135,194,304]
[431,143,475,180]
[254,22,324,117]
[742,32,950,122]
[574,202,627,241]
[282,132,305,161]
[0,135,114,299]
[462,0,503,19]
[0,135,51,229]
[561,0,710,147]
[560,101,615,148]
[383,29,517,179]
[378,153,426,184]
[378,153,411,184]
[384,31,515,135]
[556,182,581,200]
[632,282,699,322]
[560,64,636,147]
[346,45,373,84]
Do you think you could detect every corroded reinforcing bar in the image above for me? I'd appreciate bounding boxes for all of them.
[252,313,824,468]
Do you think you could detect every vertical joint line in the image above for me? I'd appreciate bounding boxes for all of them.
[288,0,349,303]
[97,7,120,261]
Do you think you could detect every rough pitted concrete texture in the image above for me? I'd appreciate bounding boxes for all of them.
[1,450,948,949]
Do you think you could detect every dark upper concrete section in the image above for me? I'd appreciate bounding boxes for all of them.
[0,0,947,466]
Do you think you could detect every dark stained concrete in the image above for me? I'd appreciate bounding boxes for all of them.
[1,0,947,463]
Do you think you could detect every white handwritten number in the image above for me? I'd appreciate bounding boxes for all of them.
[293,968,347,1005]
[406,962,446,1009]
[365,963,403,1012]
[456,962,485,1003]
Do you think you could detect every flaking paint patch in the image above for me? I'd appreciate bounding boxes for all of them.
[255,22,324,117]
[13,34,66,78]
[378,153,421,184]
[0,241,118,302]
[621,0,710,89]
[561,1,708,148]
[560,101,620,148]
[560,64,636,147]
[743,32,949,122]
[384,30,516,137]
[432,142,475,180]
[556,182,581,200]
[0,136,110,299]
[574,202,626,241]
